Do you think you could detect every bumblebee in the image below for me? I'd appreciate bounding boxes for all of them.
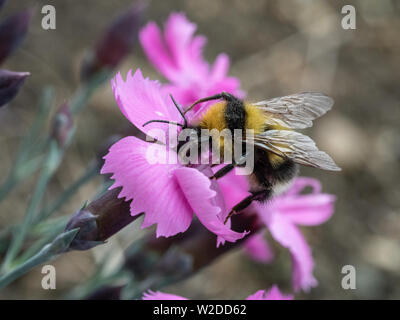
[144,92,341,223]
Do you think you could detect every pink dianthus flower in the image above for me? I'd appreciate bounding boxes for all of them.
[142,285,293,300]
[102,69,247,243]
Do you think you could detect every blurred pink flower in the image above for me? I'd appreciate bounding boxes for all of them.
[102,69,247,242]
[143,290,188,300]
[143,285,292,300]
[242,233,274,263]
[257,178,335,291]
[246,285,293,300]
[218,172,335,292]
[139,12,243,110]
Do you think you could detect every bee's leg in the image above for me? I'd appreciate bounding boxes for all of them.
[209,163,235,180]
[210,151,249,179]
[223,189,271,224]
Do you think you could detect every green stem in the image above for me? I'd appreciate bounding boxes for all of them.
[0,70,110,282]
[1,141,62,272]
[0,90,53,203]
[70,70,110,114]
[35,161,99,222]
[0,162,97,247]
[16,88,54,162]
[0,229,79,289]
[0,175,17,203]
[16,218,68,264]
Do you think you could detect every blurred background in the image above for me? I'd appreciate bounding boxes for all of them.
[0,0,399,299]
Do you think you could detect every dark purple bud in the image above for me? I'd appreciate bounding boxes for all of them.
[155,247,193,279]
[65,188,140,251]
[50,103,73,148]
[0,9,33,65]
[0,69,29,107]
[0,1,7,11]
[96,1,146,65]
[64,210,102,250]
[85,285,124,300]
[80,2,146,81]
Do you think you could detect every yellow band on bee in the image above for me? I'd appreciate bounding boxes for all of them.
[244,103,265,134]
[199,101,228,131]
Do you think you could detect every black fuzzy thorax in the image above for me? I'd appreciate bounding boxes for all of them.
[224,98,246,132]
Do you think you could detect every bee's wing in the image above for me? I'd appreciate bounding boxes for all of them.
[243,130,341,171]
[252,92,334,129]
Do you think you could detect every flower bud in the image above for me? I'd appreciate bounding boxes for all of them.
[64,209,100,251]
[80,2,147,81]
[0,9,32,65]
[65,188,139,251]
[0,69,29,107]
[0,1,7,11]
[50,102,73,148]
[85,286,124,300]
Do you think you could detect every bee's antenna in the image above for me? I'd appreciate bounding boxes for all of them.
[183,92,233,115]
[142,119,185,128]
[142,95,188,129]
[142,93,234,128]
[169,94,187,128]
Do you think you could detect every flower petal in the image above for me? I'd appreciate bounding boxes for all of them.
[246,286,293,300]
[216,167,250,213]
[277,194,336,226]
[142,290,188,300]
[164,13,208,82]
[140,12,243,108]
[260,209,318,291]
[111,69,183,139]
[272,216,317,292]
[285,177,322,196]
[101,136,193,237]
[139,22,178,82]
[210,53,229,81]
[140,12,208,84]
[174,167,248,243]
[243,233,274,263]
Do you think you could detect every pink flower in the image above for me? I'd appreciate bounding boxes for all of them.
[242,233,274,263]
[142,286,293,300]
[218,173,335,292]
[102,69,247,242]
[257,178,335,291]
[246,285,293,300]
[139,12,243,110]
[111,68,182,139]
[142,290,188,300]
[108,12,336,295]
